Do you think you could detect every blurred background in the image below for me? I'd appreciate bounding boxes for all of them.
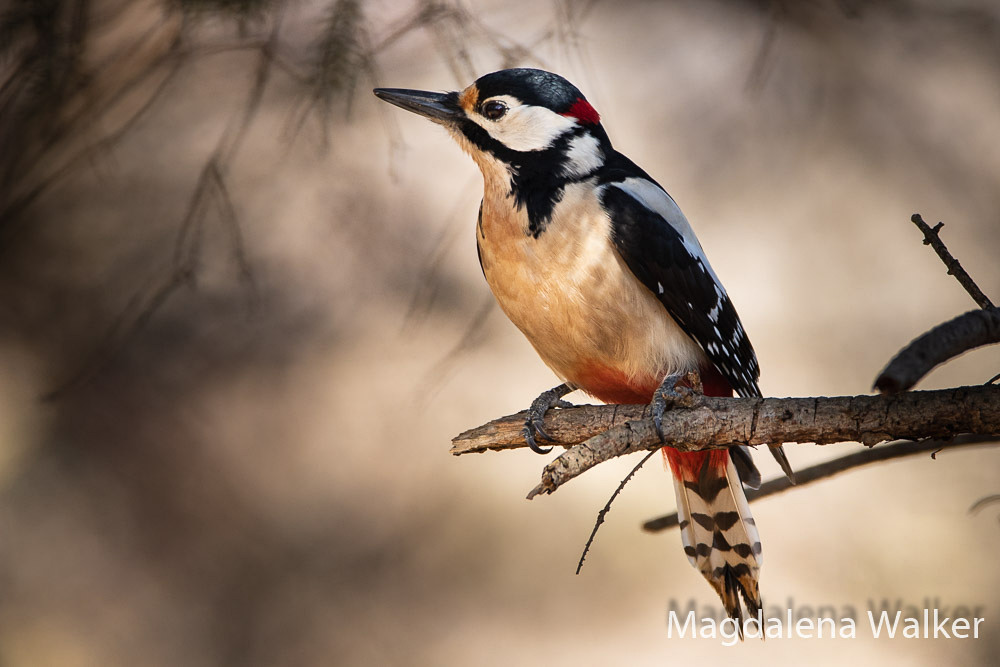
[1,0,999,664]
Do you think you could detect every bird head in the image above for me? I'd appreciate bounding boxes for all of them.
[374,68,610,181]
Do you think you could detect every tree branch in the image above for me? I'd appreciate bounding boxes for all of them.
[641,434,1000,532]
[873,214,998,393]
[450,385,1000,497]
[910,213,995,310]
[451,213,998,559]
[874,308,1000,393]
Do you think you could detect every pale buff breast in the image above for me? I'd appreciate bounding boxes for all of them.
[475,174,707,394]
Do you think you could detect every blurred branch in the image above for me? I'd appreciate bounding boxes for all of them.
[745,0,781,92]
[3,0,590,399]
[969,493,1000,518]
[643,434,1000,532]
[1,9,187,239]
[304,0,366,119]
[40,4,288,398]
[40,268,196,400]
[874,308,1000,394]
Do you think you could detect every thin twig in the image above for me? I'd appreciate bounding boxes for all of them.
[576,449,655,574]
[911,213,995,309]
[643,435,999,532]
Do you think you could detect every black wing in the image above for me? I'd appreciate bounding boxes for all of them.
[600,179,761,398]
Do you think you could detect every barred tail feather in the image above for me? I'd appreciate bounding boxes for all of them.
[665,448,762,631]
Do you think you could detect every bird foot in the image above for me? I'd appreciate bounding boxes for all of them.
[651,370,703,441]
[523,383,575,454]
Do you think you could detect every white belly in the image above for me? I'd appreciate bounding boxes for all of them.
[476,179,705,390]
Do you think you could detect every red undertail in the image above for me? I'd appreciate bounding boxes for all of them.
[582,363,762,630]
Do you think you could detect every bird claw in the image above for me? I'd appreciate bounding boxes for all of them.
[651,394,668,442]
[651,397,672,443]
[523,420,553,454]
[523,383,575,454]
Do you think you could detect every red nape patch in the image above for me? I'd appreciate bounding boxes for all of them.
[662,448,730,483]
[562,97,600,125]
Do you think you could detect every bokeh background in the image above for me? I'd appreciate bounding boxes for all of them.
[1,0,999,665]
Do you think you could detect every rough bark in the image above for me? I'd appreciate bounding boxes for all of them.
[450,385,1000,497]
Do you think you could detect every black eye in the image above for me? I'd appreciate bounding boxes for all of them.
[481,100,508,121]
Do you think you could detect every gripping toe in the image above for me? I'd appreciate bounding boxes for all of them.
[522,383,574,455]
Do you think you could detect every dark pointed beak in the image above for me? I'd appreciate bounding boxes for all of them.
[373,88,460,124]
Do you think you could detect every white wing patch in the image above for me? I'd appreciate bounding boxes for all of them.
[609,177,725,289]
[604,176,761,397]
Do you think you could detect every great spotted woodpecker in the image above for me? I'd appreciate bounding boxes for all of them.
[375,68,794,624]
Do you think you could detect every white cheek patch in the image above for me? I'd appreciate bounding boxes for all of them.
[466,95,578,152]
[561,132,604,177]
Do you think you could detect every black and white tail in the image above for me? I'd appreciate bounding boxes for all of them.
[665,448,762,630]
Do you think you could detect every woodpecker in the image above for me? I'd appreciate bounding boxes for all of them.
[375,68,794,624]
